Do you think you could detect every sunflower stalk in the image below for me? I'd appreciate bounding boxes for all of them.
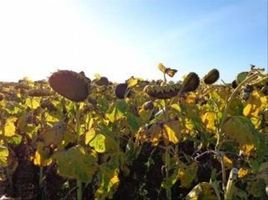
[75,103,83,200]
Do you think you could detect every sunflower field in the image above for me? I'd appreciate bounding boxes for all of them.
[0,65,267,200]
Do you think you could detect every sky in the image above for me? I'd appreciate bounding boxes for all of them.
[0,0,267,83]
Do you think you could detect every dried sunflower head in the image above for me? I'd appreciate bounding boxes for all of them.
[94,76,109,86]
[49,70,90,102]
[179,72,199,93]
[203,69,220,84]
[231,80,238,88]
[115,83,131,99]
[28,89,53,97]
[143,84,180,99]
[165,68,178,77]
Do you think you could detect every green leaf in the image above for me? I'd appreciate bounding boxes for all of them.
[0,145,9,167]
[161,167,179,189]
[127,113,140,131]
[105,101,128,123]
[178,162,198,188]
[53,145,97,183]
[247,179,266,198]
[221,116,257,146]
[95,164,120,200]
[89,133,118,153]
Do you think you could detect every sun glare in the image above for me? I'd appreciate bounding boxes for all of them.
[0,0,152,82]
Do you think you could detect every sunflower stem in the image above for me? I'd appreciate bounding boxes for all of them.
[75,103,83,200]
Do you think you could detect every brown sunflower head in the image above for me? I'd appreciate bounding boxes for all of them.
[231,80,238,89]
[115,83,131,99]
[28,89,53,97]
[49,70,90,102]
[203,69,220,84]
[179,72,200,93]
[165,68,178,77]
[94,76,109,86]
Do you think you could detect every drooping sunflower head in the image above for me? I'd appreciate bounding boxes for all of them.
[157,63,177,77]
[49,70,90,102]
[115,83,131,99]
[180,72,200,93]
[203,69,220,84]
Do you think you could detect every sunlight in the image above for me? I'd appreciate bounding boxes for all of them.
[0,0,151,82]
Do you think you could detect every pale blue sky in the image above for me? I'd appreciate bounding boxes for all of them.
[0,0,267,82]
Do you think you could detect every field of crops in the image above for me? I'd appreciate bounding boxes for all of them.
[0,65,267,200]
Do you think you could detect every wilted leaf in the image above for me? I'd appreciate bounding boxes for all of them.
[163,120,180,144]
[158,63,167,73]
[241,144,255,156]
[186,182,218,200]
[201,112,217,132]
[238,168,251,178]
[223,155,233,169]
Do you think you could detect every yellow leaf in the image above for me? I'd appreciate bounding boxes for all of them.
[85,128,96,144]
[127,77,138,88]
[185,93,197,104]
[185,118,195,131]
[25,97,40,109]
[110,171,120,186]
[238,168,250,178]
[33,150,52,167]
[223,155,233,169]
[201,112,217,131]
[4,117,16,137]
[163,120,180,144]
[243,104,252,116]
[89,134,106,153]
[241,143,255,156]
[150,125,162,146]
